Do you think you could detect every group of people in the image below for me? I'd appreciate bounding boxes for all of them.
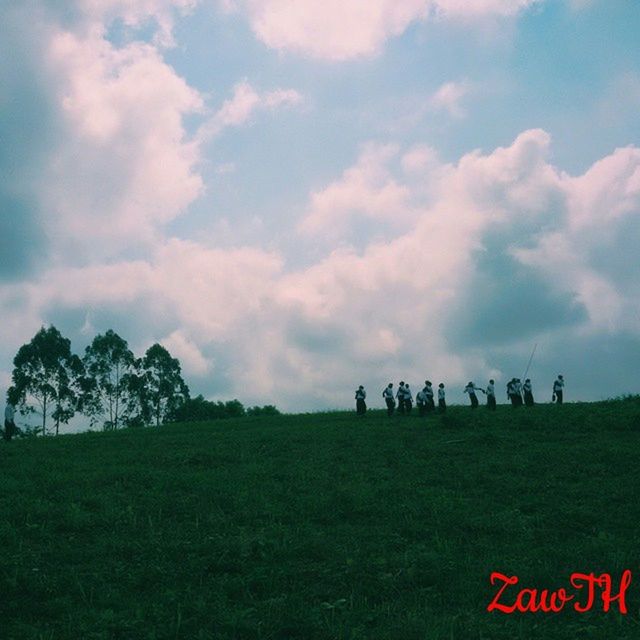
[373,380,446,416]
[354,375,566,415]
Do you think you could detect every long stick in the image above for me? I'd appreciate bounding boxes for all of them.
[522,343,537,381]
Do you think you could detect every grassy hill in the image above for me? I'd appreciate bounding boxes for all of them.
[2,399,640,639]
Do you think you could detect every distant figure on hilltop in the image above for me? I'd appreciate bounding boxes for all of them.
[514,379,523,406]
[416,386,428,417]
[438,383,446,413]
[553,375,564,404]
[355,385,367,415]
[523,378,534,406]
[404,384,413,414]
[396,382,406,415]
[463,381,484,409]
[382,383,395,416]
[4,396,16,442]
[424,381,435,413]
[507,378,521,407]
[486,379,496,411]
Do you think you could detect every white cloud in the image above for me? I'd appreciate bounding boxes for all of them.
[79,0,198,46]
[429,80,471,118]
[160,330,212,376]
[224,0,541,60]
[298,143,414,239]
[45,26,205,259]
[197,80,303,142]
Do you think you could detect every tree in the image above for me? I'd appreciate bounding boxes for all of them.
[10,326,84,436]
[82,330,135,430]
[138,344,189,427]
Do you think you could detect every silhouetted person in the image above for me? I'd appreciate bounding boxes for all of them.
[463,381,484,408]
[416,387,428,417]
[514,379,524,406]
[404,384,413,414]
[507,378,520,407]
[553,375,564,404]
[438,383,446,413]
[382,383,395,416]
[486,379,496,411]
[4,398,16,442]
[396,382,406,415]
[424,381,435,413]
[523,378,534,407]
[355,385,367,414]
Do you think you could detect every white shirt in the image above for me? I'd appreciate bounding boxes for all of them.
[382,387,394,399]
[486,383,495,397]
[416,390,427,404]
[464,385,479,395]
[404,386,413,401]
[438,388,445,400]
[425,386,434,399]
[553,379,564,392]
[396,386,406,399]
[523,381,532,392]
[5,404,15,421]
[355,388,366,399]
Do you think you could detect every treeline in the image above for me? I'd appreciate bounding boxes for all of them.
[7,326,277,435]
[172,395,280,422]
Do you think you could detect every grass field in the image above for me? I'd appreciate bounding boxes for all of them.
[2,399,640,639]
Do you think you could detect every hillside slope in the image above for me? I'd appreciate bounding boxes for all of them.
[2,400,640,639]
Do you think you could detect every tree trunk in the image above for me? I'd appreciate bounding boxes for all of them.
[42,395,47,437]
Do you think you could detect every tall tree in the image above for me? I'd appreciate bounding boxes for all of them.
[139,343,189,427]
[10,326,83,436]
[82,330,135,430]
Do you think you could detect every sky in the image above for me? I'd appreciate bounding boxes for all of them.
[1,0,640,422]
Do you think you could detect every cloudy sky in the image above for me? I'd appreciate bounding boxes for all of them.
[2,0,639,417]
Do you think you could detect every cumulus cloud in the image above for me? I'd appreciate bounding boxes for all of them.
[223,0,541,60]
[429,80,471,118]
[70,0,197,46]
[44,27,205,259]
[196,81,303,142]
[298,143,414,240]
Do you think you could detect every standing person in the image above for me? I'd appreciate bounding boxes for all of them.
[523,379,534,407]
[382,383,395,416]
[486,379,497,411]
[355,385,367,415]
[4,397,16,442]
[416,387,427,417]
[404,384,413,414]
[437,383,446,413]
[553,375,565,404]
[514,379,524,406]
[507,378,519,407]
[396,382,406,415]
[463,381,484,408]
[424,381,435,413]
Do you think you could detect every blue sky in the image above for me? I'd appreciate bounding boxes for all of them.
[1,0,640,423]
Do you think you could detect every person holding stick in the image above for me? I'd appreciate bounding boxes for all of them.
[523,379,534,406]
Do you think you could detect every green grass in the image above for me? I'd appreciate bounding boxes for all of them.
[2,399,640,639]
